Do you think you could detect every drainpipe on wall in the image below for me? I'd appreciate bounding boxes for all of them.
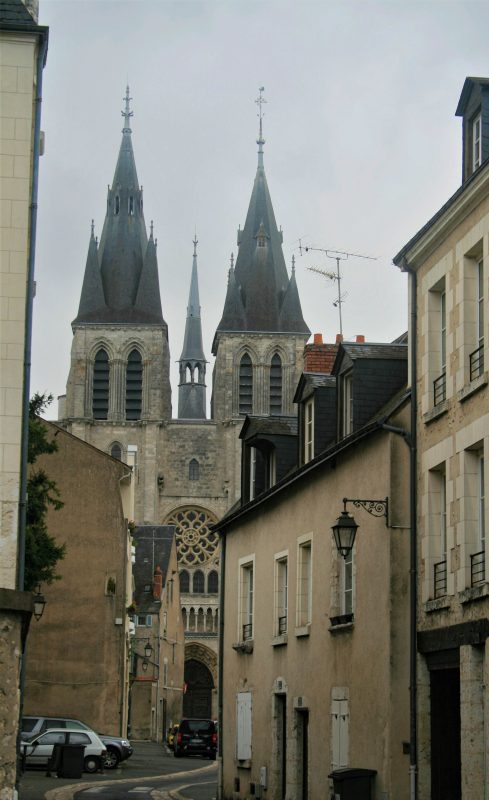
[217,527,226,800]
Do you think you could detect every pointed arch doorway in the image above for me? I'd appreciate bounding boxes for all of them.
[183,659,214,718]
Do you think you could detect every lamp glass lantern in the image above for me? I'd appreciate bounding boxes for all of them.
[332,509,359,559]
[144,642,152,659]
[33,587,46,621]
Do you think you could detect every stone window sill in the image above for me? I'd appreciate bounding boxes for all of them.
[457,372,488,403]
[423,401,448,424]
[295,624,311,638]
[459,583,489,604]
[329,613,354,633]
[232,640,254,654]
[237,759,251,770]
[424,597,451,613]
[271,634,288,647]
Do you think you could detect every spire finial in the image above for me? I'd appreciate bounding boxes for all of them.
[255,86,266,167]
[91,219,95,237]
[150,220,154,238]
[193,233,198,257]
[292,254,296,274]
[230,252,234,270]
[121,85,133,133]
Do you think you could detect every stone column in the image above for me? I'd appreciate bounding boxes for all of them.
[109,358,125,421]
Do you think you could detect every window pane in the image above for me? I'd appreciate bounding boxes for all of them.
[126,349,142,420]
[93,349,109,419]
[270,354,282,415]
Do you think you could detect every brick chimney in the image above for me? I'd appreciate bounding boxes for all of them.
[303,333,338,375]
[153,565,162,600]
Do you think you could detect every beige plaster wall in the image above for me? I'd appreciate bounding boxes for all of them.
[221,412,411,800]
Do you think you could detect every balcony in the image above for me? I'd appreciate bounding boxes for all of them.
[471,550,485,587]
[470,345,484,382]
[433,372,446,406]
[278,615,287,635]
[434,560,447,598]
[242,622,253,641]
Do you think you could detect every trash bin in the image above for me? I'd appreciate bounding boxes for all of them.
[46,743,63,776]
[57,744,85,779]
[328,767,377,800]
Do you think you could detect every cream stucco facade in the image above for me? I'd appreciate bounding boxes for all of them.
[218,402,411,800]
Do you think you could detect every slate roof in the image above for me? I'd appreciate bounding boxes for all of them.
[293,372,336,403]
[132,525,175,612]
[456,77,489,116]
[0,0,37,26]
[214,149,309,343]
[240,414,298,440]
[179,243,206,362]
[73,113,164,326]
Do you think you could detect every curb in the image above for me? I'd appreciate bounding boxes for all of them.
[44,762,216,800]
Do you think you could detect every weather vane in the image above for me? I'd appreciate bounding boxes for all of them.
[122,85,133,132]
[255,87,266,164]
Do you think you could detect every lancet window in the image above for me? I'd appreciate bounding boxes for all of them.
[239,353,253,415]
[126,349,142,420]
[92,348,109,419]
[270,353,282,415]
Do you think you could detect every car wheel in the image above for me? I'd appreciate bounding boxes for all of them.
[84,755,100,773]
[103,748,120,769]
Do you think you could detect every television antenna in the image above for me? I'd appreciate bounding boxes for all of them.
[305,247,377,337]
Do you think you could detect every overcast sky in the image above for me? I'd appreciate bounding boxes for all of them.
[32,0,489,417]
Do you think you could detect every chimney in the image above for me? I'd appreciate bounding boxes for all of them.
[303,333,338,375]
[356,335,365,343]
[335,333,343,344]
[153,565,162,600]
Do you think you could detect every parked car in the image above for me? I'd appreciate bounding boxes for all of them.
[166,723,179,750]
[20,728,106,773]
[173,718,217,759]
[21,716,132,769]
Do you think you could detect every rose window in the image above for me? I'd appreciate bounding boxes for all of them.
[165,506,219,566]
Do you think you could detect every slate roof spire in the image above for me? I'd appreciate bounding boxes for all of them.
[178,236,207,419]
[213,89,309,346]
[73,88,164,326]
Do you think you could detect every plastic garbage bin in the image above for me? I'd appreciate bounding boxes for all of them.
[328,768,377,800]
[57,744,85,778]
[46,743,63,776]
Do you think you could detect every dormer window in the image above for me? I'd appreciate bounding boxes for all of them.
[473,113,482,172]
[341,371,353,437]
[304,399,314,463]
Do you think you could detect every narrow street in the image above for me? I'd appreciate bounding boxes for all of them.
[18,743,217,800]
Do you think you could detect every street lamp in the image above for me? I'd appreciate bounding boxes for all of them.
[144,642,152,659]
[32,585,46,622]
[331,497,389,558]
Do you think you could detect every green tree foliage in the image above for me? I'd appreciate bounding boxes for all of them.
[24,394,66,591]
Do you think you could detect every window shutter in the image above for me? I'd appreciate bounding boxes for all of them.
[236,691,252,760]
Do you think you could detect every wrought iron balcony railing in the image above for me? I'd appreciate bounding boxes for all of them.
[242,622,253,641]
[433,372,446,406]
[471,550,485,587]
[433,560,447,598]
[278,615,287,635]
[469,345,484,382]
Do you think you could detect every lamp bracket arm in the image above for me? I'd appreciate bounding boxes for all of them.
[343,497,389,526]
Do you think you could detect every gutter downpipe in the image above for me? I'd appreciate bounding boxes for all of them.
[217,527,226,800]
[403,258,418,800]
[17,32,48,592]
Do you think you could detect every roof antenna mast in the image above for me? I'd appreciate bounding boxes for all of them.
[255,86,266,167]
[305,247,377,337]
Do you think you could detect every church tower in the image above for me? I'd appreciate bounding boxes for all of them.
[61,88,171,522]
[211,88,310,421]
[178,237,207,419]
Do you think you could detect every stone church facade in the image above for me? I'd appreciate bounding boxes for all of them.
[58,88,310,719]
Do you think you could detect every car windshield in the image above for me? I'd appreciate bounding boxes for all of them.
[183,720,214,734]
[22,719,37,732]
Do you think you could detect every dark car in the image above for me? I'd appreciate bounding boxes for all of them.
[21,716,132,769]
[173,718,217,759]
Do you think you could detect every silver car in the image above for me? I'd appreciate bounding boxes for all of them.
[21,728,106,773]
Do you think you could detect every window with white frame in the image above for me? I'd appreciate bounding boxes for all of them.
[340,549,353,617]
[464,446,486,587]
[331,690,349,769]
[478,453,485,555]
[274,554,288,636]
[136,614,152,627]
[477,258,484,352]
[303,399,314,463]
[430,466,447,598]
[239,558,254,641]
[464,250,485,382]
[473,112,482,172]
[428,279,447,406]
[296,538,312,628]
[249,447,257,500]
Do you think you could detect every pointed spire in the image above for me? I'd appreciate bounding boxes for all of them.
[122,85,133,133]
[255,86,266,169]
[91,219,95,238]
[179,236,205,359]
[230,252,234,271]
[279,260,309,333]
[178,237,207,419]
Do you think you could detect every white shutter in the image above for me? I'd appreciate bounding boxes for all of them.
[331,697,349,768]
[236,691,252,760]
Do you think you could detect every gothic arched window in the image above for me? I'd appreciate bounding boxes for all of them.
[110,442,122,460]
[239,353,253,415]
[126,349,142,420]
[179,570,190,593]
[193,570,205,593]
[208,570,219,594]
[189,459,199,481]
[270,353,282,415]
[93,348,109,419]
